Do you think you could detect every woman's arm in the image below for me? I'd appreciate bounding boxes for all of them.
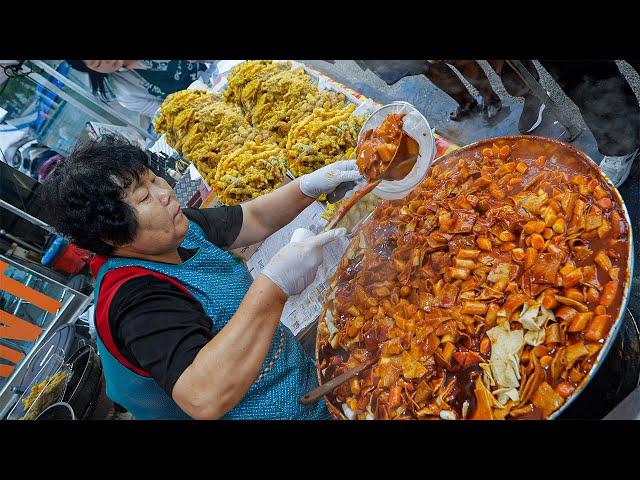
[110,73,162,117]
[231,178,314,249]
[116,93,162,117]
[229,160,361,249]
[171,275,286,419]
[171,228,345,419]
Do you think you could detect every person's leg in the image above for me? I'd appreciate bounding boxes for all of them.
[450,60,502,104]
[423,61,480,121]
[542,61,639,156]
[448,60,502,118]
[541,61,640,185]
[493,60,546,133]
[490,59,540,98]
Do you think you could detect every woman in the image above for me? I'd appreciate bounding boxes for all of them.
[41,135,361,419]
[67,60,208,117]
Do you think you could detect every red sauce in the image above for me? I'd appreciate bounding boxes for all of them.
[356,113,405,182]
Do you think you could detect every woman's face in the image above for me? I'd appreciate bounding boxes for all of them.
[83,60,137,73]
[117,169,189,256]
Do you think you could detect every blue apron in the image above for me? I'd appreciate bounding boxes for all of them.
[93,220,329,420]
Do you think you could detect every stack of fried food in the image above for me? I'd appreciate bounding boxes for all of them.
[225,61,313,134]
[285,100,361,176]
[154,60,364,204]
[154,88,283,205]
[211,141,287,205]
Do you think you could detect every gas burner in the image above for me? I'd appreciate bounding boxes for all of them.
[559,308,640,419]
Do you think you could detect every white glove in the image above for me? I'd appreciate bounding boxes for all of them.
[262,227,346,297]
[299,160,363,198]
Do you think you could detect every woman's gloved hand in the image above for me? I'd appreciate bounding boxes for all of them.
[261,227,346,297]
[299,160,362,198]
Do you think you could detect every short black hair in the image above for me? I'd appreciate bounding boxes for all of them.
[40,135,150,256]
[66,60,110,101]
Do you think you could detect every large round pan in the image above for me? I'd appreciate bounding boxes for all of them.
[316,135,634,420]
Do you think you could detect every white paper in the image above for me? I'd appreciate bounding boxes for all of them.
[217,60,247,74]
[187,163,201,181]
[245,201,350,336]
[150,134,178,157]
[187,78,214,92]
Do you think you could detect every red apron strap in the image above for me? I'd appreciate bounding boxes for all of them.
[95,266,194,377]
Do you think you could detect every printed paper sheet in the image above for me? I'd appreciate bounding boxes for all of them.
[245,202,349,336]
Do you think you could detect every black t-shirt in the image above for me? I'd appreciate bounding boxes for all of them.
[106,206,243,396]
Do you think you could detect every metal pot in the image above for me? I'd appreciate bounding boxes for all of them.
[316,135,634,420]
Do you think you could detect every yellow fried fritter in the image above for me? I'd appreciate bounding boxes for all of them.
[154,61,364,205]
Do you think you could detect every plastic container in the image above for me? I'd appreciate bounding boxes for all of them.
[12,324,77,397]
[41,236,66,266]
[36,402,76,420]
[42,235,92,274]
[7,353,72,420]
[52,244,91,274]
[358,101,435,200]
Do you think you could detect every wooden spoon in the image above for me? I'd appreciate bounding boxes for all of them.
[299,357,377,405]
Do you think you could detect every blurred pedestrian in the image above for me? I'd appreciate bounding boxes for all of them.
[355,60,546,133]
[540,60,640,186]
[67,60,208,118]
[426,60,546,134]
